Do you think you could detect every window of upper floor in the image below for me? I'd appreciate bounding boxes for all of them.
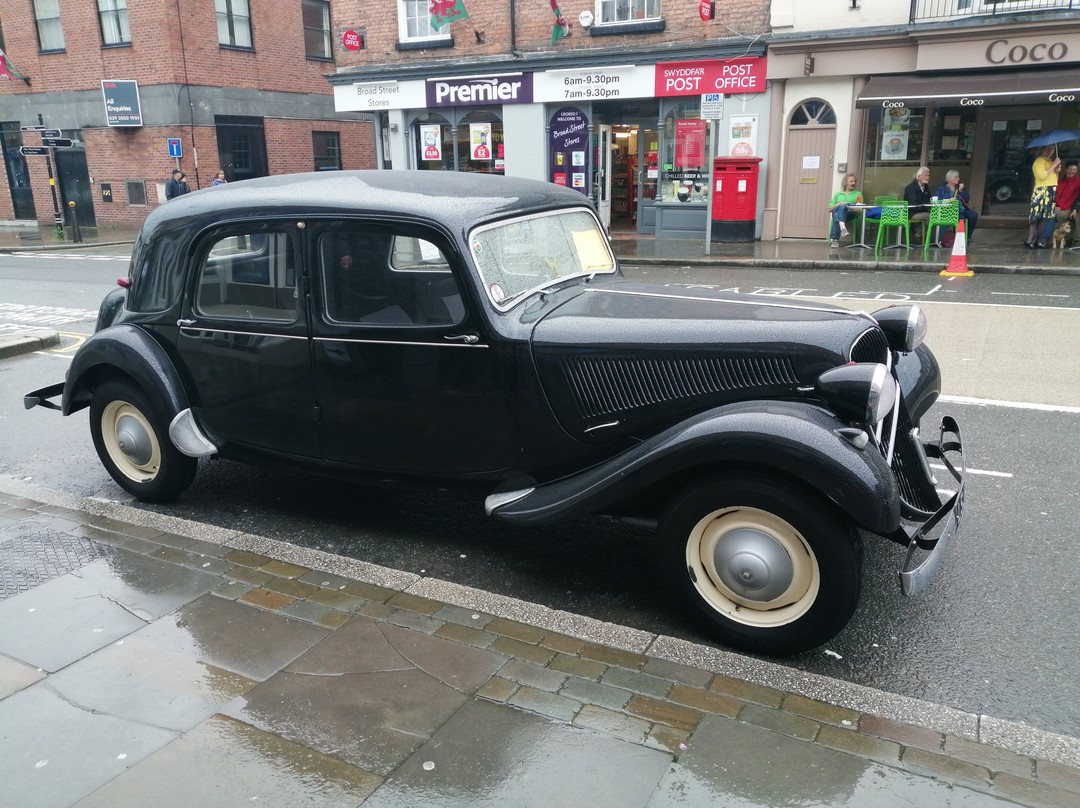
[303,0,332,60]
[33,0,65,52]
[398,0,451,44]
[98,0,131,47]
[313,131,342,171]
[596,0,661,25]
[216,0,253,49]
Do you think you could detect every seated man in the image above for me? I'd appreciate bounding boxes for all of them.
[935,170,978,243]
[903,166,933,241]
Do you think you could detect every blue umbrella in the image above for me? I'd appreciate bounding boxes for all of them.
[1027,129,1080,149]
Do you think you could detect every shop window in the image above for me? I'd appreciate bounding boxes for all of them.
[596,0,660,24]
[33,0,65,52]
[126,180,146,207]
[313,131,342,171]
[98,0,130,46]
[216,0,253,49]
[862,106,926,201]
[414,113,454,171]
[398,0,451,42]
[660,101,708,204]
[302,0,332,60]
[456,110,504,175]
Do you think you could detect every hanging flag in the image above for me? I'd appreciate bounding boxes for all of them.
[430,0,468,31]
[0,48,29,82]
[551,0,569,44]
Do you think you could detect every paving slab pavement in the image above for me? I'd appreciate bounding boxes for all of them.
[1,477,1078,808]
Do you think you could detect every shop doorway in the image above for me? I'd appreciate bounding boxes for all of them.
[594,124,613,230]
[971,107,1058,218]
[780,100,837,238]
[606,123,659,233]
[55,147,96,228]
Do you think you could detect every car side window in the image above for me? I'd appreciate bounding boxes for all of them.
[319,230,464,326]
[195,231,298,322]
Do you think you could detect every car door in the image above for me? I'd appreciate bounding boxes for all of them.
[174,221,321,458]
[308,219,522,475]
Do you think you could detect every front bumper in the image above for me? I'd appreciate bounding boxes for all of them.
[24,381,65,412]
[895,415,965,596]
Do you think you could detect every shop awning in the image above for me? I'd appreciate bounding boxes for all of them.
[856,69,1080,108]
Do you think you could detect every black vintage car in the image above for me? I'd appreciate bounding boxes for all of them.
[25,171,964,655]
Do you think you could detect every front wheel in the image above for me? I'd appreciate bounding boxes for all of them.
[89,379,197,503]
[660,476,863,655]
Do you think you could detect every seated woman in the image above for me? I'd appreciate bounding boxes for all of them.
[827,173,862,247]
[934,170,978,243]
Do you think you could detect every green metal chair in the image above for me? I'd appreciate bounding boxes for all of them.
[874,202,910,251]
[864,196,897,243]
[923,199,960,253]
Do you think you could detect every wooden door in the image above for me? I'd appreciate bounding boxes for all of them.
[780,125,836,238]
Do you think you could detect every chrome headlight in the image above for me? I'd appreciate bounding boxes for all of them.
[872,304,927,353]
[816,363,897,426]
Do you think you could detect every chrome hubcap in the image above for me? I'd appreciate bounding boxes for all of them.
[115,414,153,466]
[713,528,794,603]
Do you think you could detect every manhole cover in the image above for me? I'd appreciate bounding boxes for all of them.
[0,529,108,599]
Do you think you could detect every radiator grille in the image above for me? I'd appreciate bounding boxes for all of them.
[563,355,799,419]
[882,405,941,516]
[850,327,889,364]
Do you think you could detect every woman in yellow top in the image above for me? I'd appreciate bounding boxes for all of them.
[828,173,863,247]
[1026,145,1061,249]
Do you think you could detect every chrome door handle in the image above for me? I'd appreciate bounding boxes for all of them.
[177,318,196,327]
[444,333,479,344]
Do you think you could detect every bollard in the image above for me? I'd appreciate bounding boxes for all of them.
[67,200,82,244]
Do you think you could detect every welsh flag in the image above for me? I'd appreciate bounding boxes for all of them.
[551,0,569,43]
[0,48,29,82]
[430,0,468,31]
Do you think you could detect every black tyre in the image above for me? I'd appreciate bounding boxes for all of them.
[89,379,197,502]
[660,475,863,655]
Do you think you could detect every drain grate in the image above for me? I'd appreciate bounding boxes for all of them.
[0,529,109,599]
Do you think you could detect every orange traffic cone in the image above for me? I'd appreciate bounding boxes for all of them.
[940,220,973,277]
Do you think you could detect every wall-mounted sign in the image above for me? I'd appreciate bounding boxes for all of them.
[655,58,766,97]
[101,80,143,127]
[533,65,654,103]
[342,30,363,51]
[548,107,590,196]
[699,1,713,21]
[427,73,533,107]
[334,80,426,112]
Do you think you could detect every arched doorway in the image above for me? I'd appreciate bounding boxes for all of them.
[780,100,837,238]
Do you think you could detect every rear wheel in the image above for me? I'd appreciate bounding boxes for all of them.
[89,380,197,502]
[660,475,862,655]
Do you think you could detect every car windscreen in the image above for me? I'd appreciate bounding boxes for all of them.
[468,209,616,311]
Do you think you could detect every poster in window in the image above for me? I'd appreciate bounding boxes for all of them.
[675,120,707,167]
[421,125,442,161]
[880,129,909,161]
[729,114,758,156]
[471,123,492,160]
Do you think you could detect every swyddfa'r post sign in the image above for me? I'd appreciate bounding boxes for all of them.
[102,80,143,127]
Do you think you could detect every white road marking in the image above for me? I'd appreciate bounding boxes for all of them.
[939,394,1080,414]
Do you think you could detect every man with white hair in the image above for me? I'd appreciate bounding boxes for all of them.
[903,166,933,241]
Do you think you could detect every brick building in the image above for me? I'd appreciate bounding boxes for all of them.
[327,0,772,239]
[0,1,375,231]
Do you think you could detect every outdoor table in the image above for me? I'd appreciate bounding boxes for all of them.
[843,204,875,249]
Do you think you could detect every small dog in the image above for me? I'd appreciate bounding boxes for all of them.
[1052,219,1073,249]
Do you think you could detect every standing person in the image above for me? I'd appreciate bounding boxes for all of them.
[165,169,190,200]
[903,166,933,241]
[211,169,228,187]
[935,170,978,243]
[1051,161,1078,222]
[1026,145,1060,248]
[827,173,862,247]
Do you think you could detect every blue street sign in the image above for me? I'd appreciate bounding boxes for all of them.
[168,138,182,158]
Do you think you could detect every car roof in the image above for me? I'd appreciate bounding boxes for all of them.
[140,170,593,241]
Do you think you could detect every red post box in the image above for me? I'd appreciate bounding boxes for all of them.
[711,156,762,242]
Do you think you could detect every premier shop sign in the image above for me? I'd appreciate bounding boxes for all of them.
[427,73,534,107]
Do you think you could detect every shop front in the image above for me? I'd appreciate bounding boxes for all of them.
[857,66,1080,223]
[332,53,769,241]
